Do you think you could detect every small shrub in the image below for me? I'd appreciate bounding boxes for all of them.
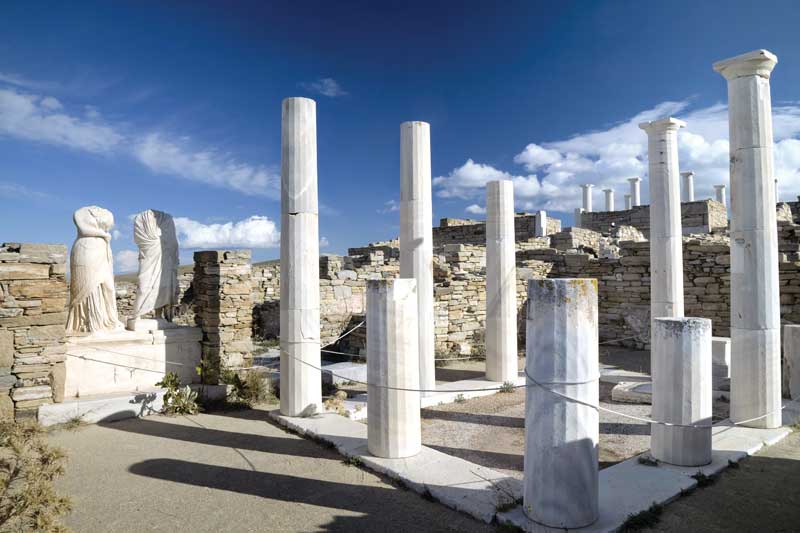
[691,471,716,488]
[0,421,71,532]
[324,390,349,416]
[454,394,467,404]
[342,455,362,467]
[222,369,274,406]
[499,381,516,393]
[637,454,659,467]
[620,503,663,531]
[156,372,199,415]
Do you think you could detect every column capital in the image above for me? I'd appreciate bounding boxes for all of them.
[713,49,777,80]
[680,171,695,178]
[714,184,726,190]
[580,183,594,189]
[602,188,613,193]
[628,177,641,184]
[639,117,686,134]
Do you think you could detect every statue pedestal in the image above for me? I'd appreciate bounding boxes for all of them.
[126,317,179,331]
[64,326,202,399]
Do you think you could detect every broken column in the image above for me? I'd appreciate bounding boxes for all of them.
[714,184,727,207]
[640,118,686,331]
[573,207,584,228]
[485,180,517,383]
[280,97,322,417]
[625,194,632,210]
[628,177,642,206]
[715,49,781,429]
[603,188,614,211]
[651,317,713,466]
[534,210,547,237]
[400,121,436,394]
[784,325,800,400]
[681,171,695,202]
[581,184,594,212]
[367,279,422,458]
[525,278,598,529]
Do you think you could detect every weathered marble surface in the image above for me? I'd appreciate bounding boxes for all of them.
[129,209,179,325]
[628,176,642,207]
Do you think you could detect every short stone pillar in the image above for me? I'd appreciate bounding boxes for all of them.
[280,97,322,417]
[524,278,598,529]
[534,210,547,237]
[485,180,517,382]
[628,177,642,206]
[715,49,781,428]
[603,189,614,211]
[573,207,585,228]
[651,318,712,467]
[714,184,727,207]
[624,194,632,210]
[367,279,422,458]
[784,325,800,400]
[400,121,436,394]
[581,184,594,212]
[681,171,695,202]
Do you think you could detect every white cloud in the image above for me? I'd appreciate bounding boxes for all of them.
[320,236,330,248]
[433,159,542,204]
[112,229,122,240]
[300,78,347,98]
[465,204,486,215]
[377,199,399,214]
[174,215,280,249]
[133,133,280,198]
[0,181,51,200]
[114,249,139,274]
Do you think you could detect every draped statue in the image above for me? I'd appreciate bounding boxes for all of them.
[66,206,124,335]
[131,209,179,322]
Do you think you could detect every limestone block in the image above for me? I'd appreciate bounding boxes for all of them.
[19,244,68,264]
[11,385,53,402]
[712,336,731,378]
[0,330,12,368]
[367,279,421,458]
[50,362,65,403]
[651,317,712,466]
[0,263,50,280]
[783,325,800,400]
[0,393,12,420]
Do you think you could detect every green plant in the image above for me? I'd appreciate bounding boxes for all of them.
[324,390,349,416]
[0,421,71,532]
[495,497,522,513]
[499,381,516,393]
[619,503,663,531]
[221,369,273,406]
[342,455,362,467]
[454,394,467,404]
[156,372,199,415]
[691,471,716,488]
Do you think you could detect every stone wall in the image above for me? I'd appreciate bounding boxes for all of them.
[116,269,195,325]
[0,243,68,421]
[432,213,562,246]
[579,200,728,237]
[192,250,253,382]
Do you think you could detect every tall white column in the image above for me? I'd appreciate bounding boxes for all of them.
[651,317,712,466]
[783,325,800,400]
[280,97,322,417]
[714,184,727,207]
[640,118,686,333]
[581,184,594,212]
[525,279,598,529]
[715,49,781,429]
[603,189,615,211]
[534,210,547,237]
[625,194,632,210]
[628,177,642,206]
[681,171,695,202]
[367,279,422,458]
[400,121,436,394]
[573,207,584,228]
[485,180,517,382]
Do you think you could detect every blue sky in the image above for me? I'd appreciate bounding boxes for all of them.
[2,1,800,271]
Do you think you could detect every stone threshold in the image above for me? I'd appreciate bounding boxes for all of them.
[271,399,799,530]
[38,384,227,427]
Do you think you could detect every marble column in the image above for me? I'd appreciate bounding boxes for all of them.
[651,317,713,466]
[628,177,642,206]
[525,278,598,529]
[485,180,518,382]
[581,184,594,212]
[625,194,632,210]
[640,118,686,334]
[681,171,695,202]
[784,325,800,400]
[280,97,322,417]
[714,184,727,207]
[367,279,422,458]
[603,189,614,211]
[574,207,584,228]
[534,210,547,237]
[400,121,436,394]
[714,49,781,429]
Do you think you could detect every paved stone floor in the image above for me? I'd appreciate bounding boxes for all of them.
[47,407,493,533]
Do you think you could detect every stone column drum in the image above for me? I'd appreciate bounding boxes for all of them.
[640,118,686,332]
[603,188,614,211]
[534,210,547,238]
[367,279,422,458]
[651,317,713,466]
[524,278,599,529]
[280,97,322,417]
[628,177,642,206]
[573,208,584,229]
[783,325,800,400]
[715,49,782,428]
[681,171,695,202]
[400,121,436,394]
[581,184,594,212]
[485,180,517,382]
[625,194,632,210]
[714,184,727,207]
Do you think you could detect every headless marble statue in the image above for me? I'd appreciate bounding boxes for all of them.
[127,209,179,330]
[66,206,124,335]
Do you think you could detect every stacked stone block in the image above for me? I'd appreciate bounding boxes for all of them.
[580,200,727,237]
[193,250,253,382]
[0,243,68,420]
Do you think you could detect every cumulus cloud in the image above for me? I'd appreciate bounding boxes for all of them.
[320,236,330,248]
[174,215,280,249]
[114,249,139,274]
[300,78,347,98]
[465,204,486,215]
[377,199,399,214]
